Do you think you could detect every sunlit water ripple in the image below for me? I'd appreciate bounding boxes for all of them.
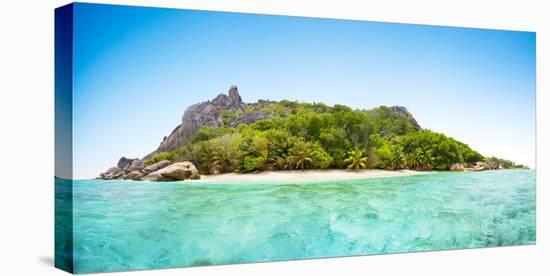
[55,169,535,273]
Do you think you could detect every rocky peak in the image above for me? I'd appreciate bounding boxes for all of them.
[146,86,247,156]
[117,157,137,170]
[390,106,411,117]
[228,85,243,106]
[391,106,421,129]
[211,86,245,110]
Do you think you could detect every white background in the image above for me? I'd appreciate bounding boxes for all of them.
[0,0,548,275]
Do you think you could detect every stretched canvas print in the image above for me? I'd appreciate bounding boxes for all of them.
[55,2,536,274]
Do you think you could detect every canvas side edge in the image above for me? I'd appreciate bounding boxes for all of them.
[54,3,75,274]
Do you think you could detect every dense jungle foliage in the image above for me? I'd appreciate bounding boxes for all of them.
[145,100,519,174]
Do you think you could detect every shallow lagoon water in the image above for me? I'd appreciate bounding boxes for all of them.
[56,170,535,273]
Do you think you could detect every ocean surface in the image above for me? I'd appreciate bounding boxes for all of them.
[55,170,536,273]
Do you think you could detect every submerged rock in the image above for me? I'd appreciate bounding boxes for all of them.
[143,162,200,181]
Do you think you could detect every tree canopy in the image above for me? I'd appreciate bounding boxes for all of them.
[145,100,507,174]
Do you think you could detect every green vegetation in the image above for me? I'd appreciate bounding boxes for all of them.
[144,151,180,166]
[483,156,529,169]
[344,148,368,171]
[146,100,522,174]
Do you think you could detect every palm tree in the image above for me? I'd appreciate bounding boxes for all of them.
[274,155,290,170]
[406,147,432,170]
[209,145,228,174]
[286,141,313,170]
[344,148,368,171]
[268,130,293,168]
[406,147,422,170]
[240,135,269,171]
[389,145,405,170]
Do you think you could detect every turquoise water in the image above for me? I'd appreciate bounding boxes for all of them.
[56,170,535,273]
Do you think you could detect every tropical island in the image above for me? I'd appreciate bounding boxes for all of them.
[98,86,527,182]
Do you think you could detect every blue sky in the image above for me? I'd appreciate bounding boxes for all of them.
[71,3,536,179]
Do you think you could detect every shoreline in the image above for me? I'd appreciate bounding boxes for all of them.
[191,169,434,183]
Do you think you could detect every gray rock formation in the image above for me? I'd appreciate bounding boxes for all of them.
[212,85,246,110]
[144,160,172,173]
[99,167,125,180]
[117,157,138,170]
[230,111,273,127]
[391,106,421,129]
[124,170,144,180]
[465,161,501,171]
[98,160,197,181]
[148,86,246,157]
[126,160,144,172]
[450,163,465,171]
[143,162,200,181]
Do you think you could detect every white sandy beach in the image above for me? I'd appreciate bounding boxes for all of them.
[193,169,433,183]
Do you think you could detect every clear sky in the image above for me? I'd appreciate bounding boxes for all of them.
[71,3,536,179]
